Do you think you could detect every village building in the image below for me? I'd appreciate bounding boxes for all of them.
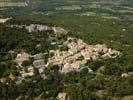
[33,53,45,60]
[33,59,45,68]
[121,73,129,78]
[0,17,11,23]
[9,73,16,81]
[20,66,34,78]
[8,24,68,34]
[0,78,6,83]
[121,72,133,78]
[15,52,31,66]
[57,92,68,100]
[33,53,45,70]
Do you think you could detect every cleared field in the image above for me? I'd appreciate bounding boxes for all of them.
[0,2,28,7]
[116,9,133,13]
[77,12,96,16]
[82,3,101,9]
[102,16,120,20]
[123,6,133,10]
[56,5,81,10]
[100,13,120,20]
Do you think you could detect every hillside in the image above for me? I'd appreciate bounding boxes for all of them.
[0,0,133,100]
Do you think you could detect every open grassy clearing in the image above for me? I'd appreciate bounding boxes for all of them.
[56,5,81,10]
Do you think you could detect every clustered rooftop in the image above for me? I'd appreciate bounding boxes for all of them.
[47,37,120,73]
[14,37,121,80]
[9,24,67,34]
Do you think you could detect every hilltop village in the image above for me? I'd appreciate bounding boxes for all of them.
[10,32,122,99]
[13,30,121,82]
[47,37,120,73]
